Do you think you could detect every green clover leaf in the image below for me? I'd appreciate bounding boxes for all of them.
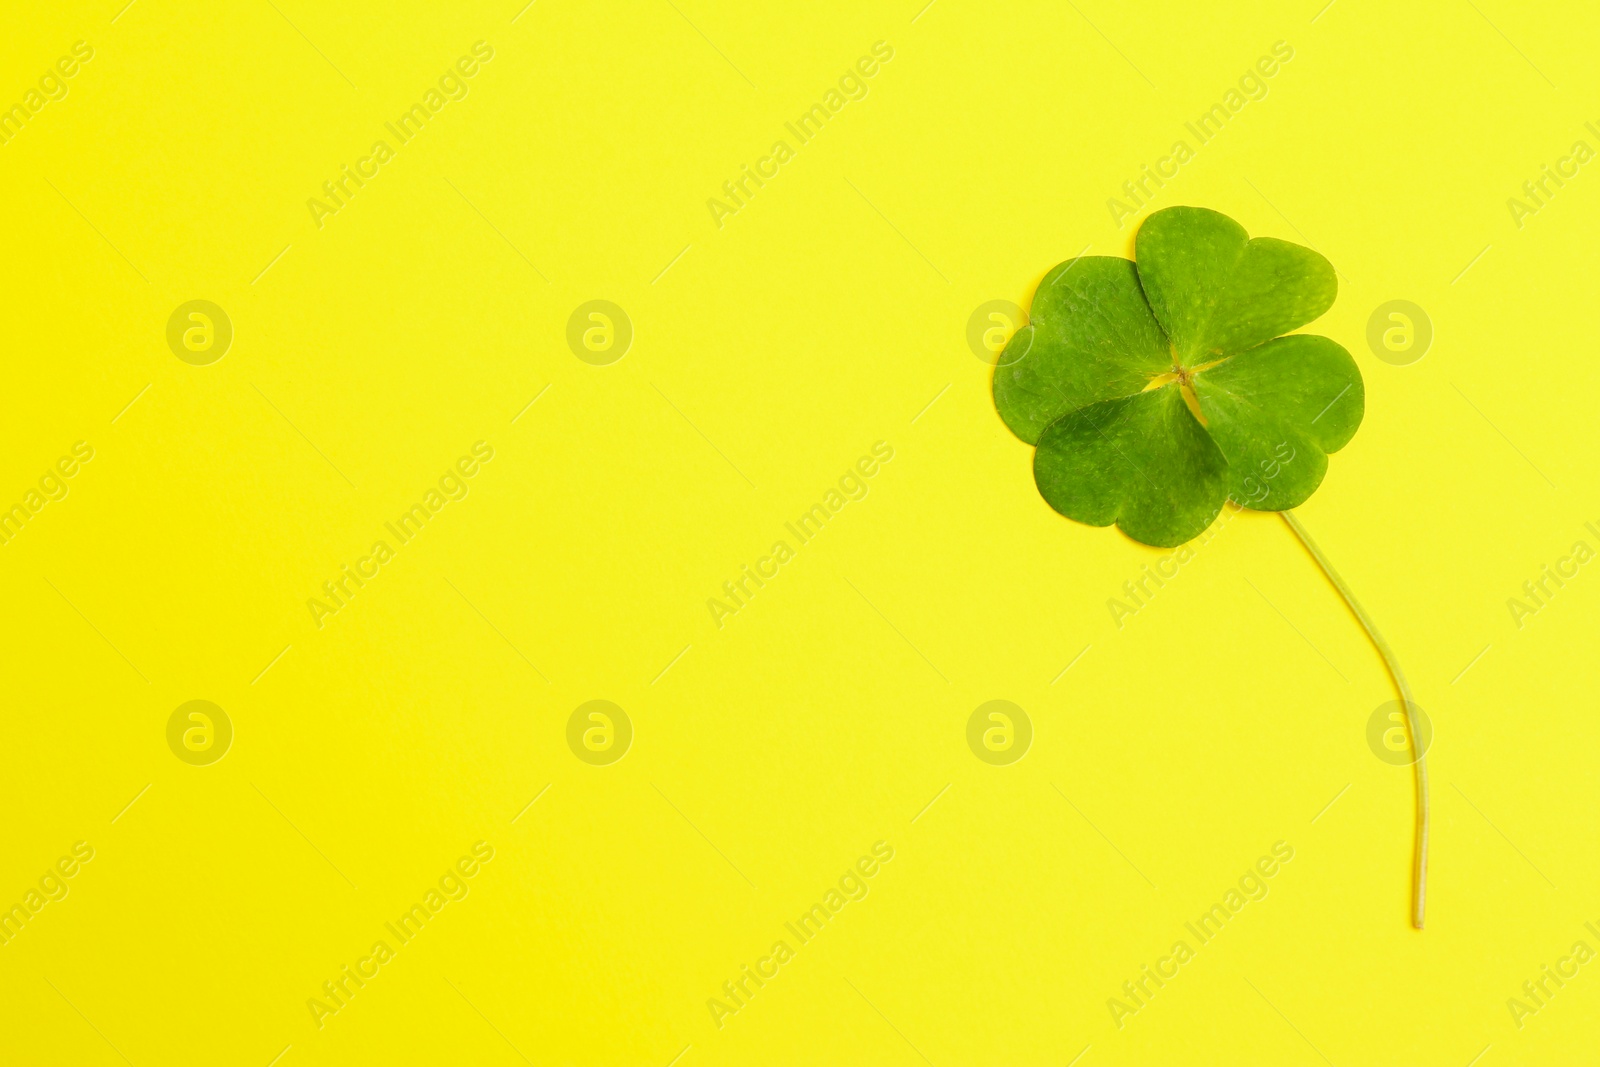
[993,206,1363,548]
[991,207,1431,931]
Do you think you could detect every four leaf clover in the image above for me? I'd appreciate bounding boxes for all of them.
[989,207,1431,928]
[993,206,1364,547]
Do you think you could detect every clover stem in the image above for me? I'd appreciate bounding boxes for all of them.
[1280,509,1428,930]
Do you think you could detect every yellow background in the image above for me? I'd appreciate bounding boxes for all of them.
[3,1,1598,1063]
